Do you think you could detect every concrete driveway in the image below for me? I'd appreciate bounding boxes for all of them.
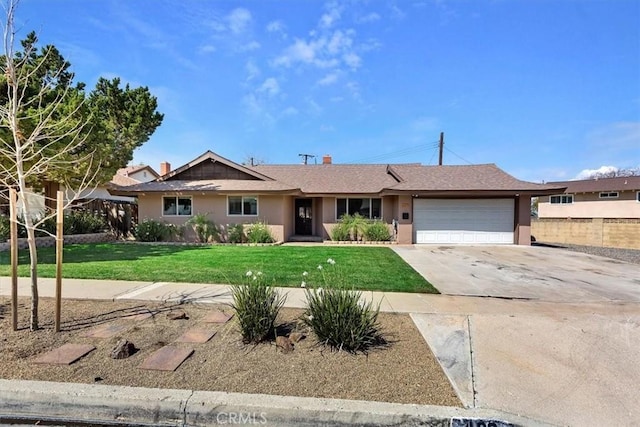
[393,244,640,302]
[394,244,640,426]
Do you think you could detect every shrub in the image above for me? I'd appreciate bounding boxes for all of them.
[133,219,177,242]
[227,223,246,243]
[246,221,275,244]
[332,213,368,241]
[0,215,9,242]
[186,213,219,243]
[330,222,351,241]
[65,210,108,234]
[231,271,286,343]
[364,220,391,241]
[302,259,385,353]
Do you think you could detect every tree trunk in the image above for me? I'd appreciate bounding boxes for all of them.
[26,219,39,330]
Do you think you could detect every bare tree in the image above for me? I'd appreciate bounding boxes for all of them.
[589,167,640,179]
[0,0,98,330]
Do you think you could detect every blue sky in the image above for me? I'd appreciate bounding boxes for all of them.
[15,0,640,182]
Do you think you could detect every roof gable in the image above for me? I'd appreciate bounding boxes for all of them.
[159,151,273,182]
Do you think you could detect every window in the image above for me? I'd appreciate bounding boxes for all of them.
[163,196,192,216]
[228,196,258,216]
[550,194,573,204]
[599,192,619,199]
[336,198,382,219]
[637,191,640,202]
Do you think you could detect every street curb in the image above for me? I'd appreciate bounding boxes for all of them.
[0,379,554,427]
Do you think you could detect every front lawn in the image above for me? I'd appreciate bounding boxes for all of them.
[0,243,437,293]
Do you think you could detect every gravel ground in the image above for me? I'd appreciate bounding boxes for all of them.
[536,242,640,264]
[0,297,461,407]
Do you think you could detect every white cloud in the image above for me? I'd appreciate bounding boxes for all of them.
[266,20,286,37]
[258,77,280,97]
[317,72,339,86]
[319,2,342,29]
[281,106,299,117]
[228,8,252,34]
[273,29,359,70]
[346,81,361,100]
[240,41,261,51]
[389,3,406,19]
[199,44,216,54]
[343,52,361,69]
[245,60,260,81]
[357,12,380,24]
[574,166,619,180]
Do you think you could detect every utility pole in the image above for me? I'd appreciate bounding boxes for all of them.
[298,154,315,165]
[438,132,444,166]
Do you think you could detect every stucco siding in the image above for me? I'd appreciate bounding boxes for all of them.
[137,194,288,241]
[538,191,640,218]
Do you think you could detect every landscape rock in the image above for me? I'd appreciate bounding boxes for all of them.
[275,336,294,353]
[289,332,306,343]
[167,311,188,320]
[110,340,136,359]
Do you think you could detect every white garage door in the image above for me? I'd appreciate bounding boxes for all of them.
[413,199,514,244]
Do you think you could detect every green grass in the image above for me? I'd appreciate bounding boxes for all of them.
[0,243,437,293]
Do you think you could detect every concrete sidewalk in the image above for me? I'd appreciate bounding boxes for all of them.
[2,275,639,426]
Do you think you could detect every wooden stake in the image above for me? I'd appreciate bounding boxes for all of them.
[9,188,18,331]
[54,190,63,332]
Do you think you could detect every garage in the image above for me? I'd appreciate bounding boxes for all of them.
[413,199,514,244]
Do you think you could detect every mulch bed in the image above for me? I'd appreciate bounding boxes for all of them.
[0,297,461,407]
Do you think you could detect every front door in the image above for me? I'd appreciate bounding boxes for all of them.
[295,199,313,235]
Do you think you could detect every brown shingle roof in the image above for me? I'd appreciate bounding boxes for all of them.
[251,164,400,193]
[109,173,140,187]
[389,164,563,192]
[108,150,564,197]
[547,176,640,193]
[117,164,159,178]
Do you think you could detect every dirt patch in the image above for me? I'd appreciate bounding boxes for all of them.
[0,297,461,407]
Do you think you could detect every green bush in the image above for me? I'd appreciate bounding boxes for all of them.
[231,271,286,343]
[186,213,219,243]
[332,213,369,241]
[364,220,391,241]
[133,219,177,242]
[302,259,385,353]
[0,215,9,242]
[227,223,246,243]
[246,221,275,244]
[330,222,351,241]
[65,210,108,234]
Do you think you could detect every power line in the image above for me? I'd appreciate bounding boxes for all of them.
[348,141,440,163]
[444,146,473,165]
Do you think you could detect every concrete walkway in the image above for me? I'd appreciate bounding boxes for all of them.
[1,244,639,426]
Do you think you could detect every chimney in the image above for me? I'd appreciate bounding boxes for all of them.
[160,161,171,176]
[322,154,332,165]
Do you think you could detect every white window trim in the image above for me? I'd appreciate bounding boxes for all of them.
[599,191,619,199]
[335,197,383,220]
[227,195,259,216]
[162,196,193,217]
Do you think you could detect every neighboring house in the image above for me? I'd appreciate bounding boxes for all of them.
[533,176,640,249]
[111,150,563,245]
[538,176,640,219]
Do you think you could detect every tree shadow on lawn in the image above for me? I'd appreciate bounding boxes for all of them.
[9,242,210,265]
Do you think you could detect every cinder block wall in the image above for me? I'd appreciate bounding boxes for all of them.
[531,218,640,249]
